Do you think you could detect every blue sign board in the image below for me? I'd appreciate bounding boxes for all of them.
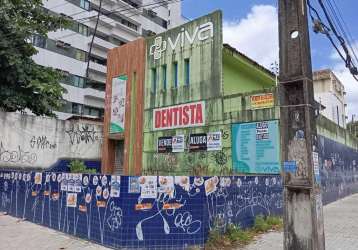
[232,120,280,174]
[284,161,297,173]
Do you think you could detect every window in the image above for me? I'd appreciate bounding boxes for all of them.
[162,65,167,90]
[32,35,46,48]
[80,0,90,10]
[151,68,157,93]
[337,106,340,126]
[78,23,89,36]
[173,62,178,88]
[75,50,87,61]
[72,103,82,114]
[73,75,85,88]
[84,106,104,118]
[184,58,190,86]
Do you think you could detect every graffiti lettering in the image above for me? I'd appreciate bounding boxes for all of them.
[66,125,99,145]
[106,202,123,231]
[174,212,202,234]
[0,142,37,164]
[30,136,56,150]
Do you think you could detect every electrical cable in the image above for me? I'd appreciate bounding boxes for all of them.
[85,0,103,79]
[317,0,357,70]
[327,0,358,65]
[52,0,180,41]
[307,0,358,80]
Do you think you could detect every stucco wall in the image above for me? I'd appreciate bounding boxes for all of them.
[0,111,102,169]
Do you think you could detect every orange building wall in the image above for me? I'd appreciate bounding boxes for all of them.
[101,38,146,175]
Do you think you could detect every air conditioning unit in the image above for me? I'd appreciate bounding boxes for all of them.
[56,40,71,48]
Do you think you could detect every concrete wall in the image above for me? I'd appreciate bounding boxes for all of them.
[0,112,102,169]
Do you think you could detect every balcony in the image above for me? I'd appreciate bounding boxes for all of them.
[83,87,105,100]
[88,61,107,74]
[91,37,116,51]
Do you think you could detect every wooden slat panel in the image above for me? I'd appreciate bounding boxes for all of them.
[101,38,146,175]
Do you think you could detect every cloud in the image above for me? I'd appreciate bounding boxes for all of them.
[223,5,278,68]
[331,45,358,119]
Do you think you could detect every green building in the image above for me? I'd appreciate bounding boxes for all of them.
[142,11,278,176]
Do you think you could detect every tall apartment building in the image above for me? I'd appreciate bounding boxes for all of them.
[313,69,347,128]
[32,0,184,120]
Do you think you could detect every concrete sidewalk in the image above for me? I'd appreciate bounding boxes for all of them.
[0,214,110,250]
[242,193,358,250]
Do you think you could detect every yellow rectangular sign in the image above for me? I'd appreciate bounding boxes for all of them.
[250,93,274,109]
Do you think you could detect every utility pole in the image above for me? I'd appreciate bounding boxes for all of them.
[279,1,325,250]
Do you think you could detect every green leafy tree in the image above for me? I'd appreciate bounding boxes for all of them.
[0,0,70,116]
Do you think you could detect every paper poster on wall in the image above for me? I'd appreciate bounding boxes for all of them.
[157,137,173,153]
[34,172,42,184]
[110,75,127,134]
[232,120,280,174]
[172,135,185,152]
[158,176,174,197]
[313,152,321,184]
[60,180,68,191]
[66,193,77,207]
[189,133,207,152]
[139,176,157,199]
[128,177,140,193]
[175,176,190,191]
[207,132,222,151]
[110,175,121,197]
[204,176,219,196]
[67,178,75,192]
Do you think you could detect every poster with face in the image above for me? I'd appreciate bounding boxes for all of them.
[110,175,121,198]
[139,176,157,199]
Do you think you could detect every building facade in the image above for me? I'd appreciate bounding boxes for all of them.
[32,0,184,120]
[102,11,278,175]
[313,69,347,128]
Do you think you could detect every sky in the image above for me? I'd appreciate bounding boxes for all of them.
[182,0,358,119]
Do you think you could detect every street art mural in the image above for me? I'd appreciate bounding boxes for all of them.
[0,172,282,249]
[318,136,358,204]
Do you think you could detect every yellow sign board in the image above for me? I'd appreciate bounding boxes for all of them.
[250,93,274,109]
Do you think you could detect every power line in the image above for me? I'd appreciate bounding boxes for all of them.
[86,0,103,79]
[307,0,358,81]
[327,0,358,65]
[52,0,179,41]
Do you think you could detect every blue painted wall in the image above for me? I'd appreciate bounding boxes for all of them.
[0,172,282,249]
[318,135,358,204]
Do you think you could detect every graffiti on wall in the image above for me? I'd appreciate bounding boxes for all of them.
[66,124,100,145]
[30,136,57,150]
[0,171,282,249]
[318,135,358,204]
[0,142,37,165]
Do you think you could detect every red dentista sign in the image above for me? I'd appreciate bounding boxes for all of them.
[153,101,205,130]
